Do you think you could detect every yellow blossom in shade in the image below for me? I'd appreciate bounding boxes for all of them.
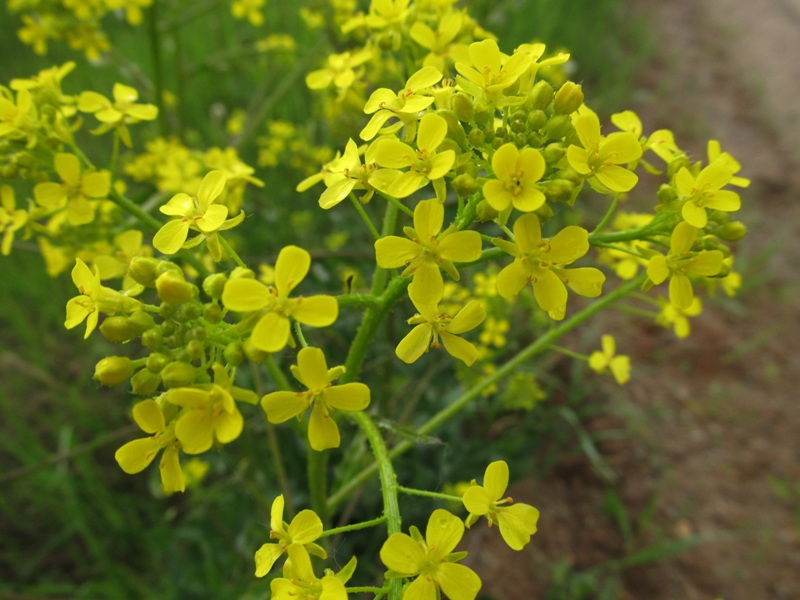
[455,39,531,101]
[0,185,27,255]
[371,112,456,200]
[306,48,373,98]
[231,0,265,26]
[674,160,742,228]
[65,258,142,338]
[567,107,642,193]
[610,110,680,173]
[463,461,539,551]
[114,399,185,494]
[270,544,351,600]
[34,153,110,225]
[154,170,244,259]
[166,365,247,455]
[92,229,148,280]
[0,88,37,143]
[254,494,327,577]
[261,347,369,451]
[588,335,631,385]
[77,83,157,146]
[222,246,338,353]
[360,66,443,142]
[375,198,482,299]
[655,296,702,338]
[409,11,469,72]
[646,222,723,309]
[493,214,605,320]
[396,277,485,366]
[479,316,509,347]
[513,43,571,91]
[483,143,546,213]
[707,140,750,188]
[380,508,482,600]
[298,139,396,209]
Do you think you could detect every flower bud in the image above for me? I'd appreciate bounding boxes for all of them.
[542,142,565,164]
[128,257,160,287]
[529,80,554,110]
[224,342,245,367]
[161,361,196,388]
[544,179,575,203]
[526,109,548,131]
[657,184,678,205]
[716,221,747,241]
[475,200,498,222]
[510,118,526,134]
[244,339,269,363]
[229,266,256,280]
[452,173,479,197]
[146,352,169,373]
[94,356,135,386]
[553,82,584,115]
[451,92,475,123]
[436,109,469,149]
[543,114,571,140]
[186,340,205,362]
[156,270,198,305]
[100,316,140,343]
[534,202,554,222]
[203,273,228,299]
[142,328,163,350]
[204,303,223,323]
[127,310,155,332]
[467,128,486,148]
[131,368,161,395]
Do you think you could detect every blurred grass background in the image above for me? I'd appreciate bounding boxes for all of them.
[0,1,652,597]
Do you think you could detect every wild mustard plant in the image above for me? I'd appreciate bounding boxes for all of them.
[2,0,753,597]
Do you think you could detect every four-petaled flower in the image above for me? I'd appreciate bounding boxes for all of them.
[306,48,373,98]
[380,508,482,600]
[261,346,370,451]
[222,245,338,353]
[494,214,605,320]
[270,544,352,600]
[77,82,158,146]
[483,143,546,213]
[153,170,244,259]
[371,112,456,200]
[455,39,531,103]
[646,221,723,309]
[65,258,142,338]
[0,185,27,255]
[114,399,185,494]
[567,107,642,193]
[396,277,485,366]
[254,494,327,577]
[463,460,540,551]
[588,335,631,385]
[674,159,741,228]
[34,153,110,225]
[375,198,482,304]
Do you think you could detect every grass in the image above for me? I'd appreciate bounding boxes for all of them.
[0,0,658,597]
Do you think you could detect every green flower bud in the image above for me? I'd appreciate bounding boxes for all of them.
[177,302,203,322]
[94,356,135,386]
[146,352,169,373]
[436,109,469,149]
[203,302,223,324]
[543,114,571,140]
[529,80,554,110]
[142,328,163,350]
[224,342,245,367]
[100,316,140,343]
[128,257,160,287]
[514,133,528,148]
[203,273,228,299]
[452,173,479,197]
[156,271,198,305]
[544,179,575,203]
[553,82,584,115]
[527,132,543,147]
[467,128,486,148]
[131,368,161,395]
[475,199,498,222]
[127,310,155,332]
[527,109,548,131]
[701,236,720,251]
[556,166,583,185]
[243,339,269,363]
[542,142,566,164]
[717,221,747,241]
[657,184,678,205]
[510,118,526,134]
[667,156,691,179]
[186,340,205,362]
[534,202,554,222]
[451,92,475,123]
[156,260,182,276]
[161,361,196,388]
[229,266,255,280]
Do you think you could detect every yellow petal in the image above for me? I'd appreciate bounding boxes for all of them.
[447,300,485,334]
[291,295,338,327]
[437,230,482,263]
[175,409,214,454]
[322,382,370,411]
[396,324,432,363]
[197,170,227,206]
[375,236,420,268]
[483,460,509,499]
[308,402,340,450]
[275,245,310,297]
[115,438,160,474]
[413,199,443,240]
[262,391,308,423]
[251,311,291,352]
[669,273,694,309]
[532,268,567,313]
[440,332,479,366]
[562,267,605,298]
[153,219,190,254]
[132,399,165,433]
[222,277,271,312]
[296,347,329,391]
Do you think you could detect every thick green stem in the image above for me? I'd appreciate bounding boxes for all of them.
[327,276,646,509]
[147,2,167,137]
[308,450,328,525]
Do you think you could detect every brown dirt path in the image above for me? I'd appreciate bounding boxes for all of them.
[465,1,800,598]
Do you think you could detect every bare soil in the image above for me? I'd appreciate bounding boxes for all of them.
[465,1,800,598]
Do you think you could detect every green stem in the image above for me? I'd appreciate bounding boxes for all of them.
[217,234,246,268]
[109,188,162,231]
[147,2,167,137]
[320,515,387,538]
[397,485,462,503]
[293,320,308,348]
[335,293,380,310]
[350,194,380,240]
[264,355,292,391]
[308,450,328,526]
[109,130,121,181]
[549,344,589,361]
[327,276,645,509]
[591,192,620,235]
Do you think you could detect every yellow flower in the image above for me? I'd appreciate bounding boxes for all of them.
[646,222,723,309]
[396,277,485,366]
[153,170,244,259]
[0,185,28,255]
[674,160,741,228]
[115,399,185,494]
[483,143,546,213]
[360,66,442,142]
[409,11,469,72]
[261,347,369,451]
[493,214,605,320]
[231,0,265,26]
[610,110,680,173]
[655,296,702,338]
[34,153,110,226]
[77,83,158,146]
[463,461,539,551]
[567,107,642,192]
[254,494,327,577]
[588,335,631,385]
[0,88,37,144]
[375,198,482,299]
[222,246,338,353]
[306,48,373,98]
[380,508,482,600]
[370,112,456,200]
[455,39,531,101]
[270,544,351,600]
[707,140,750,188]
[65,258,142,338]
[166,365,247,454]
